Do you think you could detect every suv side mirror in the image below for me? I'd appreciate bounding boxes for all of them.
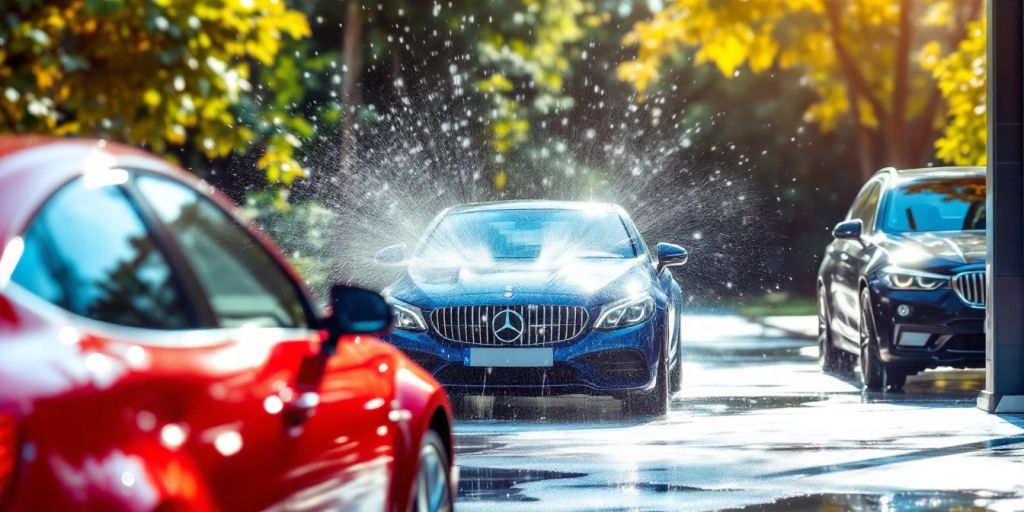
[323,285,391,352]
[656,242,688,273]
[374,244,406,264]
[832,219,863,241]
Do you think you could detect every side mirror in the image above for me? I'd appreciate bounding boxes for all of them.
[656,242,688,273]
[832,219,863,241]
[322,285,392,352]
[374,244,406,264]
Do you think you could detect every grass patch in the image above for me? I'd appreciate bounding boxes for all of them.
[736,294,816,317]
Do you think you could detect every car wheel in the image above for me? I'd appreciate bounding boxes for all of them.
[669,340,683,394]
[411,429,453,512]
[623,356,669,416]
[818,286,853,374]
[859,288,905,392]
[670,315,683,394]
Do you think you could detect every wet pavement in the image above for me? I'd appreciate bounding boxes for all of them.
[451,315,1024,511]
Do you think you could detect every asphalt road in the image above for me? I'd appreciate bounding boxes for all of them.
[451,316,1024,511]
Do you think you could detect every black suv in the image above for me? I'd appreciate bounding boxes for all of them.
[817,166,986,391]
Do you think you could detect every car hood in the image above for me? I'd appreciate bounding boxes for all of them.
[880,231,986,265]
[386,257,653,305]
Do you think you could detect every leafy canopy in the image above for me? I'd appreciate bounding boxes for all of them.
[0,0,310,184]
[474,0,604,189]
[927,19,985,165]
[618,0,984,169]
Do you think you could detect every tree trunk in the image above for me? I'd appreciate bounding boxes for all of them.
[339,0,363,177]
[846,91,877,180]
[824,0,886,179]
[886,0,914,169]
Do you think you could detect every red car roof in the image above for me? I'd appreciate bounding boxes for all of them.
[0,136,318,303]
[0,137,187,244]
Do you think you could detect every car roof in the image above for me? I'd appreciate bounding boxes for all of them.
[0,136,197,251]
[447,200,623,214]
[0,136,319,302]
[877,165,985,182]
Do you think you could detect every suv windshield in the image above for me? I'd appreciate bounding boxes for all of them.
[417,208,637,261]
[882,177,986,233]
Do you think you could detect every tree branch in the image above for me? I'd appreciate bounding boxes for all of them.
[910,88,942,162]
[824,0,888,127]
[892,0,909,129]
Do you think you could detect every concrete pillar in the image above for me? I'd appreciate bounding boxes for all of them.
[978,0,1024,413]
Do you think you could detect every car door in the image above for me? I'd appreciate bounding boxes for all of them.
[130,172,396,511]
[5,175,218,510]
[832,179,883,342]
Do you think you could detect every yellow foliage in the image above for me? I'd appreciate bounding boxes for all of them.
[0,0,310,183]
[619,0,984,163]
[928,20,986,165]
[494,170,508,191]
[476,0,595,157]
[478,74,515,93]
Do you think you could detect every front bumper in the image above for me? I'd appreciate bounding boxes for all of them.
[383,318,663,397]
[866,281,985,370]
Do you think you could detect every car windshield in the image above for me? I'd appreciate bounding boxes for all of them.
[416,208,637,261]
[882,177,986,233]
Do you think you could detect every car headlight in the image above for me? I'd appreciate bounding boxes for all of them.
[387,298,427,331]
[594,294,655,330]
[879,266,949,291]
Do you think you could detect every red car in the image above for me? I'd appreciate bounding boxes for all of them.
[0,137,455,511]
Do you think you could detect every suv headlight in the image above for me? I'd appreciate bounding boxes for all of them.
[880,266,949,291]
[594,294,655,330]
[387,297,427,331]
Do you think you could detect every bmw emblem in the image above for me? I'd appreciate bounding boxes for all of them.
[492,308,524,343]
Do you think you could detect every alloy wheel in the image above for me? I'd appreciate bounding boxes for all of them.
[414,431,452,512]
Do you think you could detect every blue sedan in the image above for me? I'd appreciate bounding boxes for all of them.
[377,201,687,415]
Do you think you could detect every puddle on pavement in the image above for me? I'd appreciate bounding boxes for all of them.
[858,370,986,405]
[767,434,1024,479]
[452,395,652,424]
[685,345,810,367]
[678,395,827,416]
[453,434,507,456]
[567,482,737,493]
[457,466,587,502]
[720,490,1021,511]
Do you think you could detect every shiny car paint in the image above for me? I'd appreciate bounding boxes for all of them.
[380,201,685,398]
[817,166,986,376]
[0,138,452,511]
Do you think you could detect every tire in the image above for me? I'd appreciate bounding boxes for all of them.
[410,430,453,512]
[623,356,669,416]
[859,288,906,392]
[670,339,683,394]
[670,314,683,394]
[818,286,854,374]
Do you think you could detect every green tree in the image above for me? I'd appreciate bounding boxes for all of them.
[0,0,310,186]
[472,0,605,190]
[618,0,983,178]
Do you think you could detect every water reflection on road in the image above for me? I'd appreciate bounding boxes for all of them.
[452,315,1024,511]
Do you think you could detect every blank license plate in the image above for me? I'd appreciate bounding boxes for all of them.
[468,348,553,367]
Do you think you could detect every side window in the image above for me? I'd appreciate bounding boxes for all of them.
[860,184,882,231]
[11,179,193,329]
[849,182,882,232]
[135,175,309,329]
